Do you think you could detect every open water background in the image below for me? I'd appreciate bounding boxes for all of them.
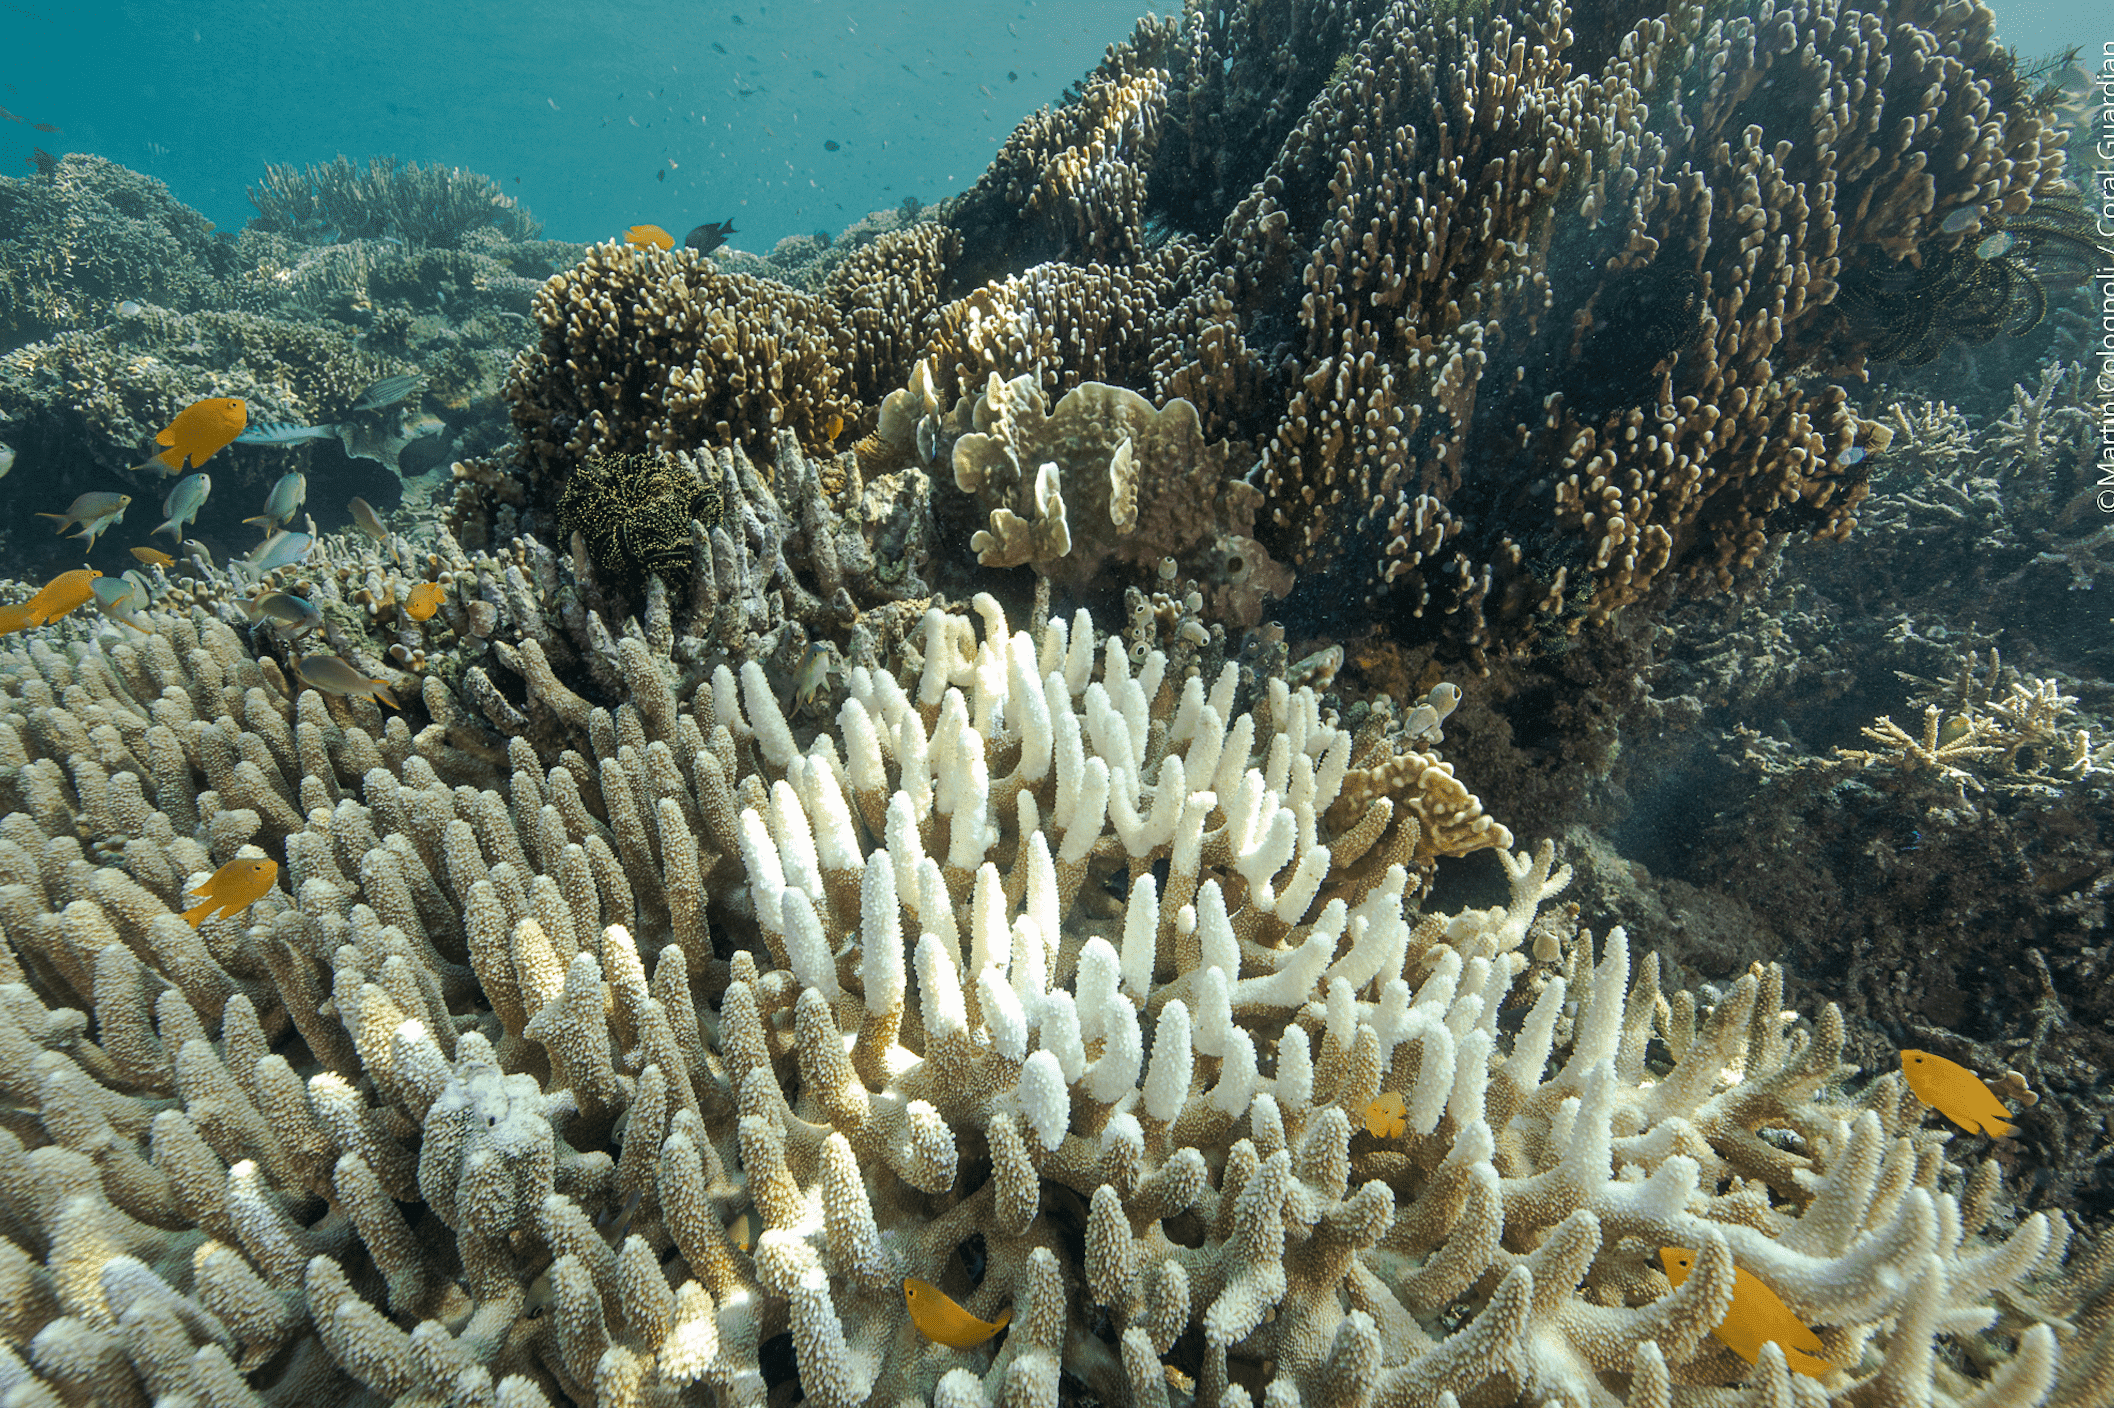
[0,0,2101,250]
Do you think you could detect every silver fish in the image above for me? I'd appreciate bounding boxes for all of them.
[292,653,399,708]
[90,576,150,631]
[241,529,314,576]
[349,373,420,412]
[0,442,13,478]
[347,496,401,565]
[244,472,308,532]
[234,420,338,446]
[35,491,131,549]
[155,473,210,541]
[244,591,322,636]
[114,299,143,318]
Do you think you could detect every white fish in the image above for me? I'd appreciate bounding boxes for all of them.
[239,529,314,579]
[156,473,211,541]
[244,472,307,532]
[0,442,13,478]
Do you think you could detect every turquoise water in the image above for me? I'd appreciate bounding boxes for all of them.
[1,0,1157,250]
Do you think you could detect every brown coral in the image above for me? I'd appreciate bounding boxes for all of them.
[506,241,857,489]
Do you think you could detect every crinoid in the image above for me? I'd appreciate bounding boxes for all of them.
[1830,191,2108,366]
[552,450,723,597]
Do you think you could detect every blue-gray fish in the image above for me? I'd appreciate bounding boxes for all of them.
[156,473,211,541]
[244,472,307,532]
[0,442,15,478]
[91,576,151,631]
[292,653,399,709]
[35,492,131,549]
[234,420,338,445]
[241,529,314,576]
[350,374,420,412]
[243,591,322,636]
[347,496,401,565]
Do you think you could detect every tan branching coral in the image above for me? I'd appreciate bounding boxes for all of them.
[0,576,2081,1407]
[506,241,858,485]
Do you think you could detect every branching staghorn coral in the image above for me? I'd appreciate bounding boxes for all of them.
[246,155,541,249]
[0,568,2082,1407]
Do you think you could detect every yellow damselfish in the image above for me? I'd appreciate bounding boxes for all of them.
[1901,1050,2015,1138]
[3,569,105,632]
[903,1277,1010,1349]
[1659,1248,1830,1378]
[141,397,247,475]
[1364,1091,1408,1139]
[624,223,675,250]
[404,581,446,622]
[182,857,278,928]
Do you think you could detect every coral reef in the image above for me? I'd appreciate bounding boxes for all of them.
[0,555,2084,1405]
[0,154,234,346]
[246,155,541,248]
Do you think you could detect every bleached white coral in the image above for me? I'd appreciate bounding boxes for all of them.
[0,587,2077,1408]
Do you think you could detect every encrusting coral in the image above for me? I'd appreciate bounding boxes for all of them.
[0,548,2085,1404]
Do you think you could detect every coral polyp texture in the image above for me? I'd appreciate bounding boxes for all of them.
[0,570,2089,1407]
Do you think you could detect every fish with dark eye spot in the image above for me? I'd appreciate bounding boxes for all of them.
[90,576,151,631]
[1902,1050,2016,1137]
[1658,1248,1830,1377]
[155,473,210,540]
[243,591,322,637]
[903,1277,1009,1349]
[182,857,278,927]
[238,529,315,579]
[1,569,101,633]
[136,397,246,475]
[403,581,446,622]
[291,653,400,709]
[244,472,307,533]
[36,491,131,549]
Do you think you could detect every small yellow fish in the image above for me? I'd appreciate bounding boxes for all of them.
[34,492,132,549]
[404,581,446,622]
[181,857,278,928]
[291,653,400,709]
[625,223,676,250]
[726,1207,758,1252]
[1364,1091,1408,1139]
[129,546,175,568]
[1659,1249,1830,1378]
[824,413,844,441]
[0,602,38,635]
[19,569,104,627]
[903,1277,1010,1349]
[140,397,247,474]
[1901,1050,2015,1138]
